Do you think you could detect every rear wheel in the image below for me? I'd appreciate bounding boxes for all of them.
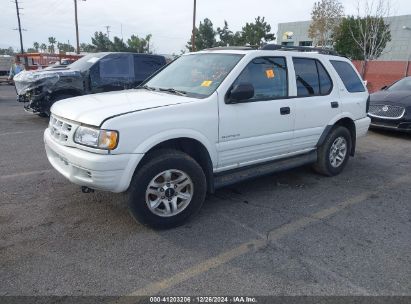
[128,149,207,229]
[313,126,352,176]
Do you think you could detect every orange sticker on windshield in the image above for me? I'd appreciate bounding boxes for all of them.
[201,80,213,87]
[266,69,275,78]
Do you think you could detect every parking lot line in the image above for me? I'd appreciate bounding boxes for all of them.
[128,174,410,296]
[0,130,43,136]
[0,169,53,180]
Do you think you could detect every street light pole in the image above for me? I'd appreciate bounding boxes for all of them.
[191,0,197,52]
[74,0,80,54]
[403,26,411,77]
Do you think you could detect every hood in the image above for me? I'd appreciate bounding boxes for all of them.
[51,89,195,126]
[370,90,411,106]
[13,68,82,95]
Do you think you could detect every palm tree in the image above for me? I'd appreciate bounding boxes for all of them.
[48,37,57,53]
[40,43,47,53]
[33,42,39,52]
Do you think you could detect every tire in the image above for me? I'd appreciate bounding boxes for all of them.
[128,149,207,229]
[313,126,352,176]
[39,94,73,117]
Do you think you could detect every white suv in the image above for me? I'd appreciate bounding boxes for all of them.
[44,46,371,228]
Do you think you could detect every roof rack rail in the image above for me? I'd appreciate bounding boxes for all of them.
[204,46,258,51]
[260,44,339,56]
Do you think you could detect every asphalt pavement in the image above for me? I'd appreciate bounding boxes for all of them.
[0,84,410,297]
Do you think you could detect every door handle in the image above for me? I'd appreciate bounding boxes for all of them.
[280,107,291,115]
[331,101,339,108]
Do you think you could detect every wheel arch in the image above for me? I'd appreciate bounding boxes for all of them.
[135,137,216,193]
[317,117,356,156]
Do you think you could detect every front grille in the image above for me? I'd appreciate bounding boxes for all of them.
[368,104,405,119]
[49,115,73,143]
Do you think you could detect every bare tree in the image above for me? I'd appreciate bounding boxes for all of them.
[349,0,392,75]
[308,0,344,47]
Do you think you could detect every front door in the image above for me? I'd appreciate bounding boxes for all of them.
[217,56,295,170]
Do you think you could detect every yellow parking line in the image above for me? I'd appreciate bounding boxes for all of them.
[128,174,410,296]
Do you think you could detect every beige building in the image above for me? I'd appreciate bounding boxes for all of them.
[277,14,411,61]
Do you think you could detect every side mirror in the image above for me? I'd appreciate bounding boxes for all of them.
[227,83,254,103]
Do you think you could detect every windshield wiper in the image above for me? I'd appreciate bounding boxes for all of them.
[137,85,157,91]
[158,88,187,96]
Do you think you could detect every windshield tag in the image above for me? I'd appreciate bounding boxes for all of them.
[201,80,213,87]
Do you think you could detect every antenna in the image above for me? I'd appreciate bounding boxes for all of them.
[105,25,111,39]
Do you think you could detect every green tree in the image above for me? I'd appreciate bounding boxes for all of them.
[57,42,75,53]
[308,0,344,47]
[91,31,113,51]
[110,36,128,52]
[217,21,234,46]
[127,34,152,53]
[33,42,40,52]
[40,43,47,53]
[187,18,217,51]
[334,16,391,61]
[48,37,57,53]
[240,16,275,47]
[80,43,95,53]
[0,47,15,55]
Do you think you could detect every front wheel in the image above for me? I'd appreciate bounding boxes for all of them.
[128,149,207,229]
[313,126,352,176]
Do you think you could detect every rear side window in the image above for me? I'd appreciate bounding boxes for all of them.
[293,58,333,97]
[99,54,133,79]
[233,57,288,101]
[330,60,365,93]
[134,56,165,82]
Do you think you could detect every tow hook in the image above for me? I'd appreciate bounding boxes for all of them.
[81,186,95,193]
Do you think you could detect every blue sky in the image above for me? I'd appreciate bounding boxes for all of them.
[1,0,410,54]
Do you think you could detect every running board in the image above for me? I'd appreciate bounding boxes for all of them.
[214,150,317,189]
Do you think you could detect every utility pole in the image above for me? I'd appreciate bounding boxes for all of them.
[74,0,80,54]
[14,0,27,67]
[105,25,111,39]
[191,0,197,52]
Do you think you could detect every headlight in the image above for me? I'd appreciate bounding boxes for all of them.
[74,126,119,150]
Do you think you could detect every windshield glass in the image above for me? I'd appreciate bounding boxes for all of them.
[145,53,244,98]
[387,77,411,91]
[67,53,106,71]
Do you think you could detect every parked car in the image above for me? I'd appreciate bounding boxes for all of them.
[0,55,13,85]
[44,45,370,229]
[368,76,411,132]
[14,52,166,116]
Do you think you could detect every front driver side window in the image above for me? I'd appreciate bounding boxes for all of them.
[232,57,288,101]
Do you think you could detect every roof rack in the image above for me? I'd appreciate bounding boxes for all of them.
[260,44,339,56]
[204,46,258,51]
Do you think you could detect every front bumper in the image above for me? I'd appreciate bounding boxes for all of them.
[44,129,144,193]
[369,116,411,133]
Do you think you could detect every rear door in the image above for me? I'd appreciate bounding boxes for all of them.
[217,56,295,170]
[291,57,341,152]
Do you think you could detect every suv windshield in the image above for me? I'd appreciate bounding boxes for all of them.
[387,77,411,91]
[145,53,244,98]
[67,53,106,71]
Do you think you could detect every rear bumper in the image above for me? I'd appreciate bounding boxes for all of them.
[44,129,144,192]
[355,117,371,138]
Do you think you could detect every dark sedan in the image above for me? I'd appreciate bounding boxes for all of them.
[368,76,411,132]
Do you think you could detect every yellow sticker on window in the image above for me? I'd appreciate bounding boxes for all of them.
[266,69,275,78]
[201,80,213,87]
